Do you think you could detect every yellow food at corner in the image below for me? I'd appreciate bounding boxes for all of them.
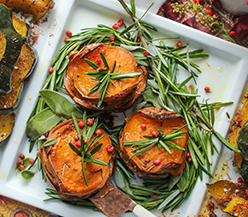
[0,0,55,21]
[0,114,15,143]
[223,197,248,216]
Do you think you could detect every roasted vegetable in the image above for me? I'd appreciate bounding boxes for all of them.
[38,119,116,199]
[118,107,189,177]
[207,180,248,216]
[240,160,248,184]
[64,43,147,112]
[237,120,248,161]
[0,4,37,110]
[0,113,15,142]
[228,99,248,168]
[0,0,55,21]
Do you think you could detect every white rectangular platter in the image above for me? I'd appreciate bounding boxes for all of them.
[1,0,248,216]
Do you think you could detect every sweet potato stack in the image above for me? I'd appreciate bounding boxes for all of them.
[38,119,116,199]
[118,107,189,178]
[64,43,147,112]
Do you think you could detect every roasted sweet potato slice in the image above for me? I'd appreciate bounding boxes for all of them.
[118,107,189,177]
[64,43,147,112]
[0,113,15,142]
[38,119,116,199]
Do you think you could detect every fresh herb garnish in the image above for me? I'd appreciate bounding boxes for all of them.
[123,126,186,159]
[84,52,141,108]
[70,112,108,186]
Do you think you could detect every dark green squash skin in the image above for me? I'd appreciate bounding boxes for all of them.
[240,160,248,185]
[0,4,26,95]
[237,120,248,161]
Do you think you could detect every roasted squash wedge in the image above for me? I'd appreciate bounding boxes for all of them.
[223,197,248,216]
[0,113,15,142]
[0,0,55,21]
[64,43,147,112]
[38,119,116,199]
[0,4,37,110]
[118,107,189,177]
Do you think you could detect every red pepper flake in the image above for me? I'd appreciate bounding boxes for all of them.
[209,201,215,209]
[237,110,241,115]
[188,157,192,162]
[107,145,114,152]
[143,51,149,56]
[152,131,159,137]
[229,31,236,35]
[66,30,72,37]
[110,36,115,42]
[78,121,85,128]
[18,164,25,170]
[237,177,243,183]
[84,139,89,143]
[151,194,158,198]
[95,57,102,66]
[95,129,102,135]
[186,152,191,159]
[87,118,94,126]
[64,36,69,43]
[29,158,35,164]
[112,24,118,29]
[244,93,248,98]
[204,86,210,92]
[193,0,200,3]
[19,153,25,159]
[75,140,81,148]
[176,41,182,47]
[48,67,54,73]
[140,124,146,129]
[188,84,194,89]
[153,159,161,165]
[237,118,242,123]
[117,19,124,26]
[246,189,248,195]
[207,9,215,16]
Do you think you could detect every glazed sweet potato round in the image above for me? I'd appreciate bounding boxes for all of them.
[64,43,147,112]
[38,119,116,200]
[118,107,189,178]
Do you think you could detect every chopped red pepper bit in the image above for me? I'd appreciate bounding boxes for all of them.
[140,124,146,129]
[209,201,215,208]
[152,131,159,137]
[246,189,248,195]
[143,51,149,56]
[95,57,102,66]
[18,164,25,170]
[237,177,243,183]
[207,9,215,16]
[237,118,242,123]
[188,84,194,89]
[66,30,72,37]
[87,118,94,126]
[193,0,200,3]
[176,41,182,47]
[75,140,81,148]
[186,152,191,159]
[107,145,114,152]
[78,121,85,128]
[237,110,241,115]
[110,36,116,42]
[64,36,69,43]
[95,129,102,135]
[112,24,118,29]
[117,19,124,26]
[188,157,192,162]
[229,31,236,35]
[204,86,210,92]
[29,158,34,164]
[151,194,158,198]
[84,139,89,143]
[48,67,54,73]
[153,159,161,165]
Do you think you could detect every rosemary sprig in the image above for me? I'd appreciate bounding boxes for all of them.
[123,126,186,159]
[69,112,108,186]
[84,52,141,108]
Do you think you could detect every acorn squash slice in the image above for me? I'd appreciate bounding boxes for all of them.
[0,4,37,110]
[0,113,15,142]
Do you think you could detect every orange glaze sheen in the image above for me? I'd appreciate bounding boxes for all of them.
[43,119,115,198]
[119,107,188,177]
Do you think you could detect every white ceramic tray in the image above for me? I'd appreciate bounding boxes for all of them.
[1,0,248,216]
